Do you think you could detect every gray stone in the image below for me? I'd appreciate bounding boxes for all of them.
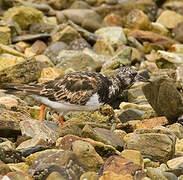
[146,167,168,180]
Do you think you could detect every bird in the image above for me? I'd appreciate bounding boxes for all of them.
[3,66,150,125]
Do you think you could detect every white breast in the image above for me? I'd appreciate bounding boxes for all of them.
[32,93,104,114]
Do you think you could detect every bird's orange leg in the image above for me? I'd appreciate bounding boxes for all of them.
[58,115,64,126]
[39,104,45,122]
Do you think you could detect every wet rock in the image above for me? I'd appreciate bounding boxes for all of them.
[0,58,41,84]
[0,27,11,45]
[118,108,144,123]
[102,13,123,27]
[99,155,146,179]
[51,25,81,44]
[121,149,143,167]
[56,9,102,31]
[44,42,68,64]
[166,123,183,139]
[56,50,101,72]
[4,6,44,30]
[128,29,179,50]
[20,119,58,145]
[125,128,176,163]
[5,171,33,180]
[69,38,92,51]
[12,33,50,43]
[27,150,88,180]
[125,9,151,30]
[72,140,103,171]
[172,22,183,43]
[95,27,127,49]
[82,125,124,150]
[142,77,183,123]
[156,10,183,29]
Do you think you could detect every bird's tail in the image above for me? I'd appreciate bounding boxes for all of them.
[3,83,43,95]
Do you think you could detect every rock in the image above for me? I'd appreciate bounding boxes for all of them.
[167,156,183,169]
[51,25,81,44]
[99,171,133,180]
[82,125,124,150]
[162,172,178,180]
[5,172,33,180]
[156,10,183,29]
[101,46,132,73]
[0,160,12,175]
[7,162,29,173]
[95,27,127,49]
[0,27,11,45]
[4,6,44,30]
[142,77,183,123]
[12,34,50,43]
[29,23,55,34]
[80,171,98,180]
[19,119,58,145]
[0,58,41,84]
[125,128,176,163]
[56,50,101,72]
[44,42,68,64]
[151,22,169,36]
[118,108,144,123]
[146,167,168,180]
[0,43,25,58]
[128,29,179,50]
[100,155,146,179]
[38,67,64,83]
[121,149,143,167]
[70,1,91,9]
[0,53,25,71]
[117,117,169,133]
[0,148,23,163]
[0,140,15,151]
[166,123,183,139]
[27,150,89,180]
[0,96,19,109]
[31,40,47,55]
[46,171,66,180]
[69,38,92,51]
[175,139,183,152]
[172,22,183,43]
[35,55,55,68]
[56,9,102,31]
[102,13,123,27]
[71,140,103,171]
[125,9,151,30]
[56,134,120,158]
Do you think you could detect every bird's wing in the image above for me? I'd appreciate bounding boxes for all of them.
[40,72,109,105]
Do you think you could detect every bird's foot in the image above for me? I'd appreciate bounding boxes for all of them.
[39,104,45,122]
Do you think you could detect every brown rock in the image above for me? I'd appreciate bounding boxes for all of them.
[31,40,47,55]
[125,9,151,30]
[156,10,183,29]
[128,29,179,50]
[102,13,123,27]
[99,171,133,180]
[142,77,183,122]
[125,128,176,163]
[100,155,146,179]
[172,22,183,43]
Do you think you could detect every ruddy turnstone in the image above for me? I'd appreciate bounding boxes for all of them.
[3,66,150,125]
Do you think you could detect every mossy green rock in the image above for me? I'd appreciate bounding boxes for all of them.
[4,6,44,30]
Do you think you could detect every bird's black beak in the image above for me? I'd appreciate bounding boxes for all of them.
[135,74,151,83]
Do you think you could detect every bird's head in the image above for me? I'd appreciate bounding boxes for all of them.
[115,66,150,88]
